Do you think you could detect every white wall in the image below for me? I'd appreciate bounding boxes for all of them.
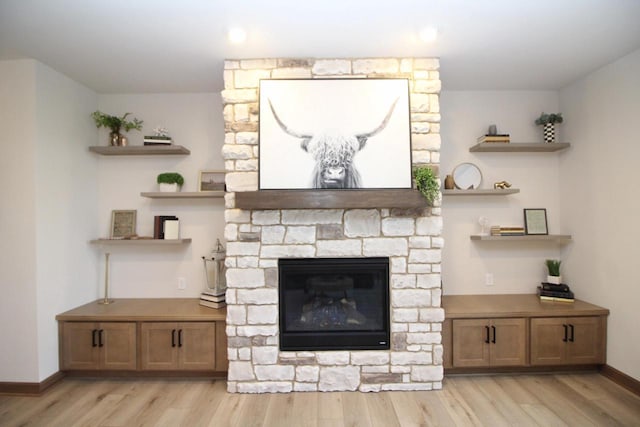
[34,62,99,380]
[559,49,640,381]
[0,60,40,382]
[96,94,225,298]
[440,91,564,295]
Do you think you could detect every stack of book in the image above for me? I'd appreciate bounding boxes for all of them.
[144,135,173,146]
[200,289,226,309]
[477,134,510,144]
[537,282,575,303]
[490,226,525,236]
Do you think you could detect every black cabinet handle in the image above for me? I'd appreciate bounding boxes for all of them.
[485,325,490,343]
[92,329,97,347]
[171,329,176,347]
[98,329,104,347]
[562,324,568,342]
[178,329,183,348]
[569,324,575,342]
[491,325,496,343]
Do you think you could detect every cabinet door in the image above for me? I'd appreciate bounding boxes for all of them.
[140,322,178,370]
[61,322,99,370]
[178,322,216,370]
[99,322,137,370]
[452,319,490,367]
[530,318,567,365]
[566,317,605,364]
[490,318,527,366]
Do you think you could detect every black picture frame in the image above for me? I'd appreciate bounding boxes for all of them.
[258,78,412,190]
[524,208,549,235]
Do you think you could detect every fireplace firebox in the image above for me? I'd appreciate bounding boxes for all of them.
[278,257,390,351]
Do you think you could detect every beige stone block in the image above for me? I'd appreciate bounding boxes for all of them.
[221,89,258,103]
[226,172,258,192]
[353,58,399,74]
[272,68,312,78]
[312,59,351,75]
[240,59,277,69]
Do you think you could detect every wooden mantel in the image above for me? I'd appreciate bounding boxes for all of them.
[234,189,430,210]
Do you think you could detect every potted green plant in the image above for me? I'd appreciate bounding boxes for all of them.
[545,259,562,284]
[157,172,184,192]
[535,112,563,143]
[92,111,143,146]
[413,166,440,205]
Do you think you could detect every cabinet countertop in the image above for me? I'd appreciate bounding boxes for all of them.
[443,294,609,318]
[56,298,226,322]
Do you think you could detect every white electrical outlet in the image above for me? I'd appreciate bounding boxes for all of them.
[485,273,494,286]
[178,277,187,290]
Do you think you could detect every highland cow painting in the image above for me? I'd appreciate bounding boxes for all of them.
[259,79,412,190]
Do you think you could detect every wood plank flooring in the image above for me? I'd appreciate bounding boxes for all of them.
[1,373,638,426]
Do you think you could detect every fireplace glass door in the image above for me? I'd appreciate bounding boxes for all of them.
[278,257,390,351]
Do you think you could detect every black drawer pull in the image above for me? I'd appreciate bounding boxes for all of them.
[485,325,490,343]
[491,325,496,343]
[569,324,575,342]
[171,329,176,347]
[562,324,568,342]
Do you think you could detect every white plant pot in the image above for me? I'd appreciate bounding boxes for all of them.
[159,183,180,192]
[546,275,562,285]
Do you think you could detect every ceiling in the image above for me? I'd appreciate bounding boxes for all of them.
[1,0,639,94]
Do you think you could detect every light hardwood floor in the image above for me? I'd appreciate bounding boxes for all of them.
[1,373,639,426]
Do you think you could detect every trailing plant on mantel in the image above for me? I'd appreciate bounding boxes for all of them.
[413,166,439,205]
[545,259,561,277]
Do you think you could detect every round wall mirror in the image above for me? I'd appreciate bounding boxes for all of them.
[452,163,482,190]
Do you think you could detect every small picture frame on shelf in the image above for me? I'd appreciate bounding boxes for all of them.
[199,170,225,192]
[110,210,137,238]
[524,208,548,235]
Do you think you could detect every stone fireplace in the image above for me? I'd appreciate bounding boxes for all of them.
[222,57,443,392]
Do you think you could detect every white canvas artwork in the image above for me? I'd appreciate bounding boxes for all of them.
[259,79,412,190]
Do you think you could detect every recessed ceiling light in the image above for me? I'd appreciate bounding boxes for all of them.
[419,27,438,43]
[228,27,247,44]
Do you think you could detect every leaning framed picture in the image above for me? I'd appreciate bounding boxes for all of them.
[524,208,548,235]
[199,170,225,192]
[110,210,137,238]
[259,78,412,190]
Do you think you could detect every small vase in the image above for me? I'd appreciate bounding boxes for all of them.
[546,275,562,285]
[543,123,555,143]
[109,132,121,146]
[444,175,454,190]
[159,183,180,192]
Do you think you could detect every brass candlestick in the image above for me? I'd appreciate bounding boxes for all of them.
[99,252,114,304]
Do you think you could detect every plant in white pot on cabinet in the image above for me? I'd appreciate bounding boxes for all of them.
[157,172,184,192]
[545,259,562,284]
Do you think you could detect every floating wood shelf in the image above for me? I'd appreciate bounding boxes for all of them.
[469,143,570,153]
[89,145,190,155]
[140,191,225,199]
[443,189,520,196]
[235,189,430,210]
[90,238,192,245]
[470,234,572,242]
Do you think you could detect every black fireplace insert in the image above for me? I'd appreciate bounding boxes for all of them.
[278,257,390,351]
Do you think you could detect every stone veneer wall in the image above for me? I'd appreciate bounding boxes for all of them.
[222,58,443,393]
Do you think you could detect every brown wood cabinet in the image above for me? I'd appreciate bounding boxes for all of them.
[530,316,605,365]
[140,322,217,371]
[57,299,227,376]
[452,318,526,367]
[61,322,136,370]
[442,294,608,373]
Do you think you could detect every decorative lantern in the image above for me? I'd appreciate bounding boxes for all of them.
[202,239,227,295]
